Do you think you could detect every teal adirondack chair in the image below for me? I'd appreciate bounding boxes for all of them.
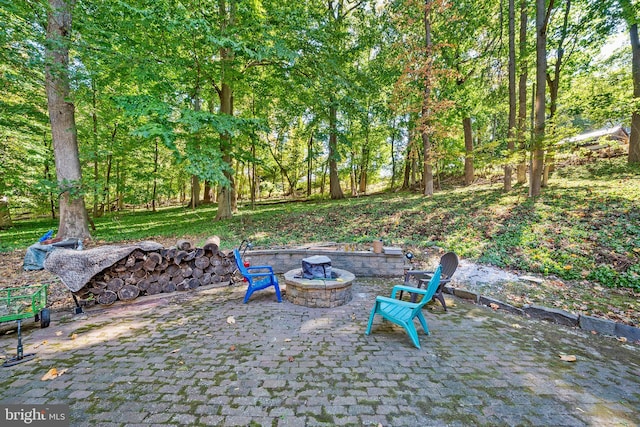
[365,265,442,349]
[233,249,282,304]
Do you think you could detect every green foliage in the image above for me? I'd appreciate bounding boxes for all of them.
[2,158,638,291]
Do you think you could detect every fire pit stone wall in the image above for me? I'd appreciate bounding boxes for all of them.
[243,247,407,277]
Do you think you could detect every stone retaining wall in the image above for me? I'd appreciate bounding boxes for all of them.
[242,249,407,277]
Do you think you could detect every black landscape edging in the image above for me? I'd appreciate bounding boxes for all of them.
[443,286,640,343]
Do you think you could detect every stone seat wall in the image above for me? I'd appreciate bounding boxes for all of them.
[242,248,407,277]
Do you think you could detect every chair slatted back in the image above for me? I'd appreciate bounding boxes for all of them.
[440,252,459,279]
[412,265,442,311]
[233,249,249,277]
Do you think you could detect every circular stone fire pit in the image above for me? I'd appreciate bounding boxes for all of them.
[284,268,355,308]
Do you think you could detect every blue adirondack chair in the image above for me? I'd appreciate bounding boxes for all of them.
[365,265,442,349]
[233,249,282,304]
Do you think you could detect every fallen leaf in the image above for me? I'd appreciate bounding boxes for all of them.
[511,323,522,329]
[70,334,78,340]
[559,354,577,362]
[489,303,500,310]
[229,345,236,351]
[226,316,236,324]
[41,368,67,381]
[288,356,294,362]
[55,331,63,336]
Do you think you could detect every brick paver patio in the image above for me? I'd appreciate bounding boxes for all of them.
[1,278,639,426]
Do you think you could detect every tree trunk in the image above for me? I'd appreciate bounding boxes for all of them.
[463,117,474,186]
[190,175,200,209]
[402,143,412,190]
[45,0,91,240]
[350,152,357,196]
[358,146,369,194]
[505,0,517,191]
[104,123,116,212]
[116,160,124,211]
[43,132,56,219]
[629,23,640,163]
[215,0,236,220]
[390,118,398,191]
[516,0,528,185]
[421,0,434,197]
[203,180,212,203]
[530,0,553,198]
[0,200,11,229]
[543,0,570,187]
[328,105,344,199]
[91,80,100,217]
[307,135,313,197]
[152,138,159,212]
[216,78,234,220]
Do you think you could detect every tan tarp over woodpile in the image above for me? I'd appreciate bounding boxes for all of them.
[44,241,163,292]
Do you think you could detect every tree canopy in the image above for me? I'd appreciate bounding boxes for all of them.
[0,0,635,229]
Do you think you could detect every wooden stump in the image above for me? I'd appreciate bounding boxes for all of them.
[118,285,140,301]
[203,236,220,253]
[176,239,193,251]
[97,290,117,305]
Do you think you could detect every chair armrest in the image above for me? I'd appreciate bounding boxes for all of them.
[376,295,419,308]
[405,270,434,279]
[245,272,275,280]
[421,277,450,286]
[391,284,429,299]
[246,265,275,273]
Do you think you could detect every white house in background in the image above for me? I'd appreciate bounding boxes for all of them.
[559,125,629,151]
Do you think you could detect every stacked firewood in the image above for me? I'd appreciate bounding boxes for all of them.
[76,237,236,305]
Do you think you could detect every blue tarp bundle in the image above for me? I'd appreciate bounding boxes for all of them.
[23,239,81,271]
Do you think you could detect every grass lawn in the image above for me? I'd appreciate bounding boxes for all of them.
[1,157,638,326]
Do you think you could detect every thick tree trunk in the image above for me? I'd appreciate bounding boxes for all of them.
[463,117,474,186]
[543,0,570,187]
[530,0,553,197]
[216,79,234,220]
[505,0,517,191]
[516,0,528,185]
[629,23,640,163]
[43,133,56,219]
[45,0,91,240]
[215,1,236,219]
[203,180,212,203]
[328,105,344,199]
[190,175,200,209]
